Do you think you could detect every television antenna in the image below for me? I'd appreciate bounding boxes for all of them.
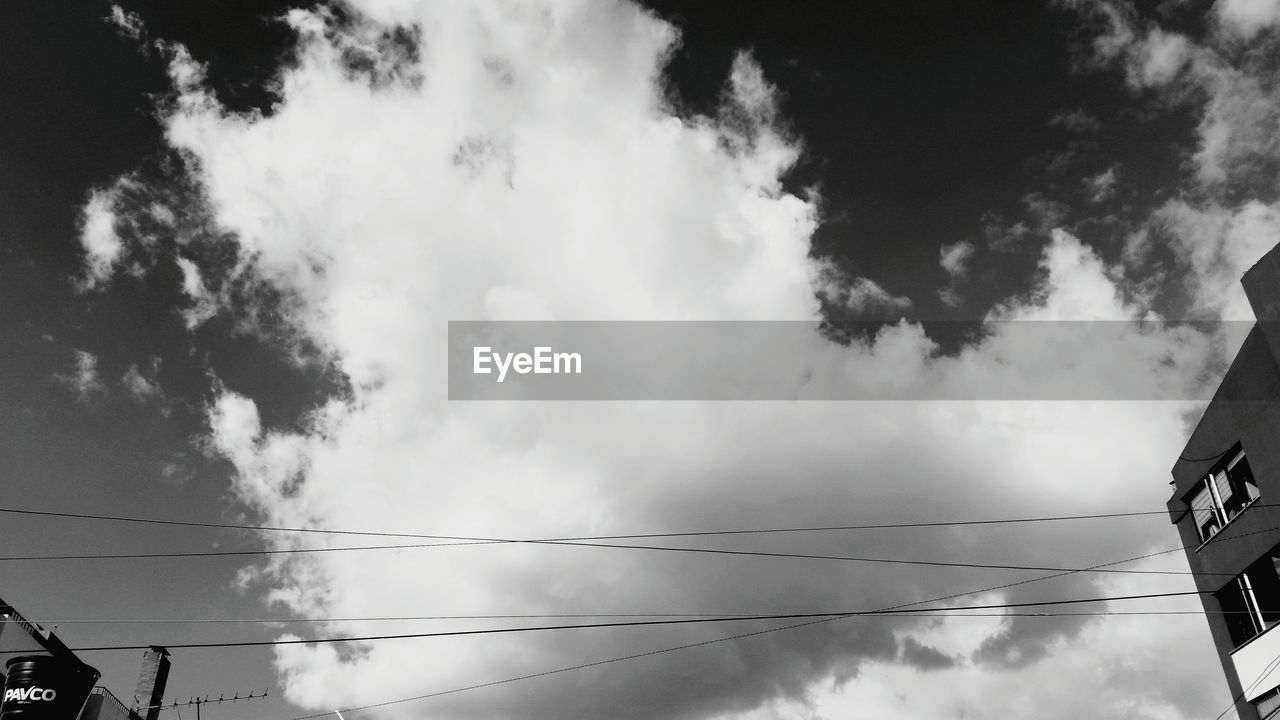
[148,689,269,720]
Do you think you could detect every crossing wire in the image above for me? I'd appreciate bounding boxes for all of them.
[21,588,1211,653]
[0,503,1198,541]
[265,521,1280,720]
[271,540,1198,720]
[0,540,1233,578]
[12,609,1263,625]
[2,505,1272,581]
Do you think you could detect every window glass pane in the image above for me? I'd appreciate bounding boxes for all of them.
[1251,556,1280,628]
[1186,447,1256,543]
[1215,469,1233,504]
[1191,481,1220,541]
[1242,576,1265,635]
[1231,453,1261,502]
[1220,579,1258,646]
[1229,448,1245,470]
[1215,469,1246,520]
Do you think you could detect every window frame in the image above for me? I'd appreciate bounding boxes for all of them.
[1218,548,1280,649]
[1187,444,1259,547]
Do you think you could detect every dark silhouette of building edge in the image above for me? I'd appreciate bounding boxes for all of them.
[1171,242,1280,720]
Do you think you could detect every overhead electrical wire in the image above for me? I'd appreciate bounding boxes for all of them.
[272,541,1199,720]
[0,539,1230,578]
[0,454,1255,712]
[268,525,1280,720]
[14,608,1261,626]
[4,506,1279,585]
[1,500,1264,718]
[0,503,1198,542]
[0,504,1263,581]
[15,501,1280,582]
[0,501,1253,585]
[4,532,1219,659]
[23,588,1210,654]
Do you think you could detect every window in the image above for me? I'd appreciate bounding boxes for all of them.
[1218,549,1280,648]
[1188,446,1259,544]
[1257,685,1280,719]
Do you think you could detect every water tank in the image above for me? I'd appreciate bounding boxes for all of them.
[1,656,99,720]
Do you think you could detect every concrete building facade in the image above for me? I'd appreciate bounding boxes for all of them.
[1172,244,1280,720]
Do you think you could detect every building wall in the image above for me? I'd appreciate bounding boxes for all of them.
[1168,242,1280,720]
[1169,327,1280,583]
[1168,328,1280,720]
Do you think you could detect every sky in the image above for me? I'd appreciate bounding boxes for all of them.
[3,0,1280,718]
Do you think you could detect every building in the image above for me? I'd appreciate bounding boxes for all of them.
[0,596,169,720]
[1171,243,1280,720]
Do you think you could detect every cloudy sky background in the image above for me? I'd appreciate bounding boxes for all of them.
[5,0,1280,718]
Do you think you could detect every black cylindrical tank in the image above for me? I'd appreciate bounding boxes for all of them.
[1,656,99,720]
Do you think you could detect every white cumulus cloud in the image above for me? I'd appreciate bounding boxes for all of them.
[1217,0,1280,38]
[88,2,1249,719]
[59,349,106,402]
[79,187,124,289]
[939,241,975,280]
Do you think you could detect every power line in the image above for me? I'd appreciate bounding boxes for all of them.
[273,541,1201,720]
[8,506,1280,603]
[2,502,1264,718]
[0,503,1261,583]
[102,486,1259,712]
[0,503,1192,544]
[33,588,1210,654]
[0,543,484,561]
[16,608,1259,625]
[0,524,1246,637]
[0,540,1230,578]
[3,501,1268,580]
[0,506,441,540]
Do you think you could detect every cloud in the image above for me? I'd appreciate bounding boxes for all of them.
[1217,0,1280,39]
[722,556,1223,720]
[1047,108,1101,133]
[159,455,195,485]
[78,187,124,289]
[121,359,168,412]
[936,287,963,308]
[1191,60,1280,186]
[937,241,975,307]
[895,636,956,672]
[1065,0,1280,186]
[1152,198,1280,319]
[59,350,106,402]
[1128,28,1191,87]
[175,256,218,329]
[939,241,975,280]
[90,2,1243,719]
[1084,166,1119,202]
[1023,192,1069,234]
[107,4,145,42]
[979,212,1031,252]
[817,269,912,316]
[1056,0,1280,364]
